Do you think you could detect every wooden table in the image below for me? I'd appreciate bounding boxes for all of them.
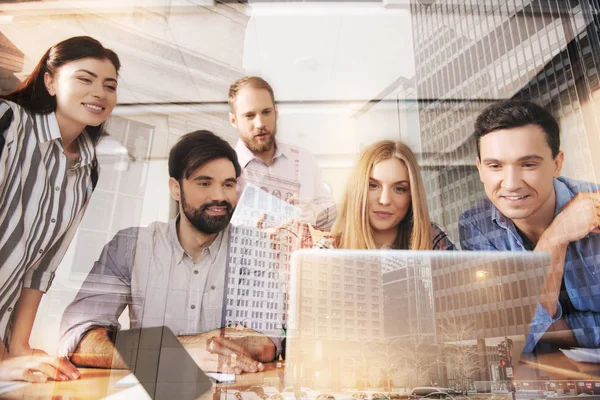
[517,351,600,380]
[3,363,284,399]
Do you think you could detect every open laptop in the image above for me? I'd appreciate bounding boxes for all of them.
[284,250,551,392]
[114,326,213,399]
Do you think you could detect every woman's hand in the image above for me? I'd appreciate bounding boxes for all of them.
[0,351,80,382]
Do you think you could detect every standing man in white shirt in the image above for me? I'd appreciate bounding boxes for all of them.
[228,76,336,229]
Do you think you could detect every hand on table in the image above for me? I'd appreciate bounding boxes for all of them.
[0,348,80,382]
[182,328,270,375]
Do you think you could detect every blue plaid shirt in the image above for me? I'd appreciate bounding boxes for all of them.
[459,177,600,352]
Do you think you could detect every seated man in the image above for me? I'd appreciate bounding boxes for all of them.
[58,130,279,373]
[459,100,600,352]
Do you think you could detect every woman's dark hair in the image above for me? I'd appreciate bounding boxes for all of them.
[474,100,560,158]
[1,36,120,145]
[169,130,241,181]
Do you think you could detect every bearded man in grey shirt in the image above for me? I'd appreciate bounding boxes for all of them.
[58,130,278,374]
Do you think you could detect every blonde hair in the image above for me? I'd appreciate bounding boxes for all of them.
[332,140,432,250]
[228,76,275,111]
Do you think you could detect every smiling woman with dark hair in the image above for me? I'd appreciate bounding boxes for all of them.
[0,36,120,383]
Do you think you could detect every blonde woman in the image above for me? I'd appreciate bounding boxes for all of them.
[316,140,454,250]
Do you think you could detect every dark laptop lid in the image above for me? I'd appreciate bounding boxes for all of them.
[114,326,213,399]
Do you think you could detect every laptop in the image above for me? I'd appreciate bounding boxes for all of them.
[284,250,551,392]
[114,326,213,399]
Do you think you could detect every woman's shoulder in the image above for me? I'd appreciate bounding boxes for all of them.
[430,222,456,250]
[0,99,24,113]
[0,100,36,124]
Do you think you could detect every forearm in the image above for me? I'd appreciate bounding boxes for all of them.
[180,328,276,362]
[535,233,568,318]
[69,327,126,369]
[8,288,42,355]
[244,334,276,362]
[218,327,276,362]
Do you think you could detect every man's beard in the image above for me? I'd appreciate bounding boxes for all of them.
[243,124,277,153]
[181,189,234,235]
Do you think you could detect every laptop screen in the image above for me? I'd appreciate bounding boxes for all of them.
[285,250,550,392]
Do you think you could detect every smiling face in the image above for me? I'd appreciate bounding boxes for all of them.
[174,157,238,235]
[367,158,412,239]
[477,124,563,225]
[229,86,277,154]
[44,57,118,135]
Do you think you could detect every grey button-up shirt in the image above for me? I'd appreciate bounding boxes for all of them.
[58,219,235,356]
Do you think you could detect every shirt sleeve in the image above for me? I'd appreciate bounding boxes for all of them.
[458,213,498,251]
[23,205,87,292]
[564,310,600,348]
[57,229,138,357]
[524,303,563,352]
[0,101,14,186]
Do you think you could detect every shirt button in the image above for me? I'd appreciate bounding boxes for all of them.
[7,307,12,312]
[190,305,196,310]
[38,249,44,254]
[211,285,216,290]
[193,270,199,275]
[51,218,56,223]
[55,186,60,191]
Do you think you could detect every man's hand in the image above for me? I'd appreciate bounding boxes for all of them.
[256,213,297,239]
[543,191,600,246]
[0,352,80,382]
[535,191,600,318]
[180,327,275,375]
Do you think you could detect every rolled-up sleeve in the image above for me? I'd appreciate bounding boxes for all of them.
[524,303,563,352]
[57,228,138,356]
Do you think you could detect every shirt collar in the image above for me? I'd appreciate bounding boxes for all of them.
[168,217,228,264]
[491,201,511,230]
[234,138,288,168]
[41,112,95,168]
[491,177,568,229]
[553,177,573,215]
[168,217,186,264]
[74,130,95,168]
[40,111,62,142]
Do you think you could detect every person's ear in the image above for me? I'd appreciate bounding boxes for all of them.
[229,111,237,129]
[44,72,56,96]
[553,151,564,178]
[476,157,483,183]
[169,177,182,202]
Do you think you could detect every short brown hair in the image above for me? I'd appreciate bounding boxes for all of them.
[169,130,241,181]
[228,76,275,111]
[474,100,560,158]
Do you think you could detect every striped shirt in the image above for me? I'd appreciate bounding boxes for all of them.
[0,100,95,342]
